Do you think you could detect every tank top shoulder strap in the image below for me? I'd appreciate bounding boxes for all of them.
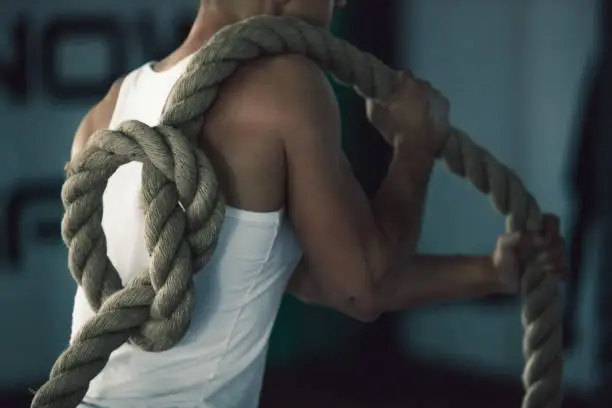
[108,62,152,130]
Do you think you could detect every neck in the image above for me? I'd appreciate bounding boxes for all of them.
[153,4,239,72]
[181,5,239,53]
[158,3,334,70]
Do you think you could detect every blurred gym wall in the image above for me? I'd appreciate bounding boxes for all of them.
[396,0,599,394]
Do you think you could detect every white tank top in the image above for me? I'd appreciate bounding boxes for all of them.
[70,57,302,408]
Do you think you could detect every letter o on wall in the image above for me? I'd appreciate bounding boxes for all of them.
[41,15,127,101]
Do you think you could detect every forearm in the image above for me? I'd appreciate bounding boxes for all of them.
[288,253,504,319]
[371,136,435,263]
[375,254,504,312]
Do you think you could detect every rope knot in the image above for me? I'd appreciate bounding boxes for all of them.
[60,119,224,352]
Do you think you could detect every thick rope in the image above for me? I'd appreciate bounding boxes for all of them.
[31,15,563,408]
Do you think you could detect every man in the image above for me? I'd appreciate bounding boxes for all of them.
[69,1,568,407]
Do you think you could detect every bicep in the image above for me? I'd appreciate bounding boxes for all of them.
[283,77,387,316]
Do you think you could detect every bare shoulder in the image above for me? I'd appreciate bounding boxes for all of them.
[199,54,342,211]
[71,77,125,158]
[207,54,340,141]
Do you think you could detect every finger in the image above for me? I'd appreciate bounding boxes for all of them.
[532,237,566,255]
[497,231,522,250]
[531,231,560,249]
[503,231,555,262]
[541,263,569,280]
[518,231,542,251]
[536,244,568,272]
[536,250,564,266]
[536,249,569,276]
[544,247,568,265]
[537,251,567,271]
[386,71,417,105]
[499,231,541,251]
[498,232,537,262]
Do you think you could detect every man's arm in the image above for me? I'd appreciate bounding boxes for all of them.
[276,59,505,317]
[260,56,436,321]
[288,253,503,313]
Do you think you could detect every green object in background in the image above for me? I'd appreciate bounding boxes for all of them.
[266,10,366,368]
